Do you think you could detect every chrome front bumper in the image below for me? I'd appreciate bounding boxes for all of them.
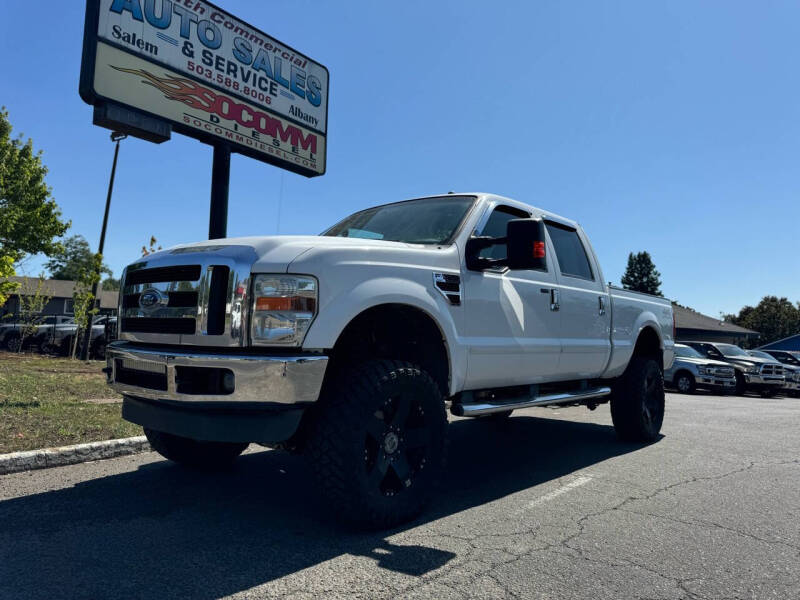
[106,341,328,406]
[784,380,800,392]
[743,373,785,387]
[697,376,736,389]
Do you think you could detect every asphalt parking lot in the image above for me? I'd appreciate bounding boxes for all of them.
[1,392,798,600]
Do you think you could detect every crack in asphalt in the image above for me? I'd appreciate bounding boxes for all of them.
[619,508,800,554]
[384,458,798,599]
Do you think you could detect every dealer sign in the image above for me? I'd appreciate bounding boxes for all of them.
[80,0,328,177]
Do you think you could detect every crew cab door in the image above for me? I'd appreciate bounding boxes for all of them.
[462,204,562,389]
[545,221,611,379]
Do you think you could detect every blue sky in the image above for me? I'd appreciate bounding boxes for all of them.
[2,0,798,317]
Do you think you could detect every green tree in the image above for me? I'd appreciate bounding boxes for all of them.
[16,275,52,353]
[70,255,102,360]
[724,296,800,347]
[621,251,662,296]
[0,107,69,295]
[45,235,111,281]
[0,255,16,308]
[101,276,120,291]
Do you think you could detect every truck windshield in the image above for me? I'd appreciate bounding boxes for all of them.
[774,352,800,366]
[675,345,704,359]
[323,196,475,245]
[715,344,749,357]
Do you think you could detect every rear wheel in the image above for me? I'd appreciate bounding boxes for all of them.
[306,360,447,529]
[144,428,248,469]
[37,336,56,355]
[5,333,21,352]
[675,372,696,395]
[611,357,665,442]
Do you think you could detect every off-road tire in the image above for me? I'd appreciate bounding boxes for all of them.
[611,357,665,442]
[675,371,696,395]
[144,428,248,469]
[306,360,447,529]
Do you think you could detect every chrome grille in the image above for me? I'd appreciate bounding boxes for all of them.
[121,264,202,335]
[118,245,257,347]
[712,366,735,378]
[760,364,784,376]
[125,265,202,285]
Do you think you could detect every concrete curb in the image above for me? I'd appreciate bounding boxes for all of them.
[0,436,152,476]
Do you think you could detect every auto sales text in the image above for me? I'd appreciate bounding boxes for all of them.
[109,0,323,108]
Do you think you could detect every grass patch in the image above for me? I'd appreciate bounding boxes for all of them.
[0,352,140,453]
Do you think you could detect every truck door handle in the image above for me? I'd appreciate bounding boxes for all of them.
[550,289,560,311]
[598,296,606,315]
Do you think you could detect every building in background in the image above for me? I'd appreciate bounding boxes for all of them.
[0,276,118,319]
[673,304,759,345]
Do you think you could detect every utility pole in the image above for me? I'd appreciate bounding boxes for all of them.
[208,144,230,239]
[80,132,126,361]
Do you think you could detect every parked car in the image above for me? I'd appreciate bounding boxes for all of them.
[1,315,75,352]
[750,349,800,397]
[665,343,736,394]
[105,192,676,528]
[683,341,785,397]
[52,315,117,358]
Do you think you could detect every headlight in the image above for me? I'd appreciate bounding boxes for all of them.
[746,365,760,374]
[697,366,710,375]
[250,274,318,347]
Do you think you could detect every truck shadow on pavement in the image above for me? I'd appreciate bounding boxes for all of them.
[0,415,654,599]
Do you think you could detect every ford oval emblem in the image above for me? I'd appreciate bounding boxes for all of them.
[139,288,167,312]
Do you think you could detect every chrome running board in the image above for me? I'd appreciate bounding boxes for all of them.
[451,386,611,417]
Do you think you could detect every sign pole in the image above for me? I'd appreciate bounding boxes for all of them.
[80,131,126,361]
[208,144,230,240]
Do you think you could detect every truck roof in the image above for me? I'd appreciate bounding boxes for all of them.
[405,192,580,231]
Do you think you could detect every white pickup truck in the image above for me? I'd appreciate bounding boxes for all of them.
[106,193,675,528]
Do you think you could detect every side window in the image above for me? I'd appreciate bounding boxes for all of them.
[545,222,594,280]
[477,206,530,261]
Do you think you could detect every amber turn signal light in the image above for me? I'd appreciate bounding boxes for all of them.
[255,297,316,312]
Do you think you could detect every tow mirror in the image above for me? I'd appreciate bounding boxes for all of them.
[465,218,547,271]
[506,218,547,271]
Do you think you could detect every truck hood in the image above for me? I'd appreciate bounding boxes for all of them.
[722,356,781,369]
[675,357,732,368]
[161,235,453,273]
[164,235,422,273]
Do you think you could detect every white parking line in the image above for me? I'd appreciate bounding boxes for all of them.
[523,475,593,510]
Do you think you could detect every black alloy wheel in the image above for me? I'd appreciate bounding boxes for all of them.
[611,357,665,442]
[641,365,665,433]
[363,389,431,497]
